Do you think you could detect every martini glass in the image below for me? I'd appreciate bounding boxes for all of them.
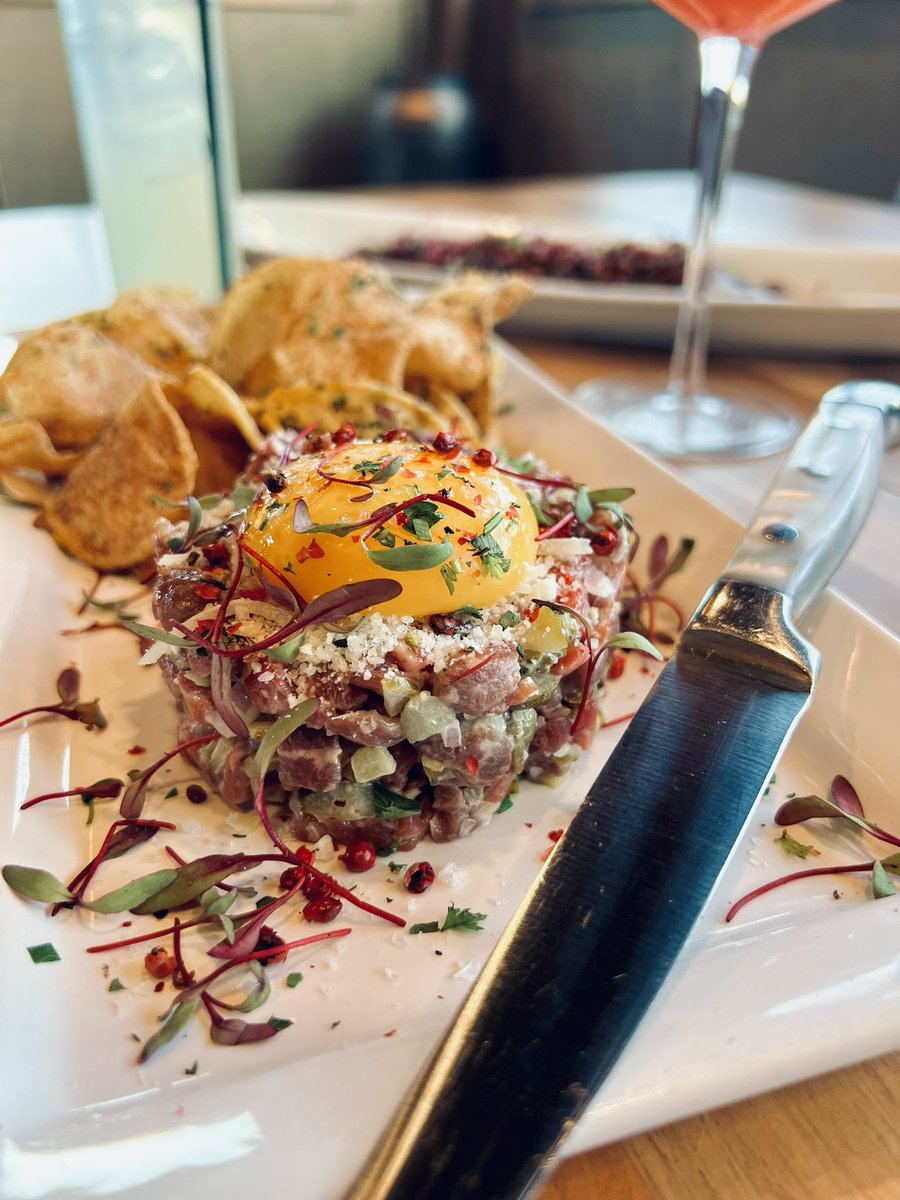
[575,0,842,459]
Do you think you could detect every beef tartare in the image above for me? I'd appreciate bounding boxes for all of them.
[149,426,634,851]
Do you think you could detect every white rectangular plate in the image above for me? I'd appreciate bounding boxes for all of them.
[239,193,900,357]
[1,347,899,1200]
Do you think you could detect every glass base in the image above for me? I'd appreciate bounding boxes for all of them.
[573,379,799,461]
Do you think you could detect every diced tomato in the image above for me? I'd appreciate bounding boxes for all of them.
[550,642,590,677]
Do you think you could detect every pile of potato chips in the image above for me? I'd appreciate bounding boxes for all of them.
[0,259,529,571]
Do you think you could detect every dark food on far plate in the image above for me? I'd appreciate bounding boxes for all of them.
[151,428,637,850]
[362,234,685,286]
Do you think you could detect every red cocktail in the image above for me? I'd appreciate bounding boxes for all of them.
[654,0,839,45]
[576,0,842,458]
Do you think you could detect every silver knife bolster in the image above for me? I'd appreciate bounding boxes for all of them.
[718,393,887,617]
[682,579,817,692]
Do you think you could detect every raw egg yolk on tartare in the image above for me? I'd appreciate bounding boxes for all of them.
[242,440,538,617]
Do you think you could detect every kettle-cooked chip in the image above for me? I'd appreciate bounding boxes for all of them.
[246,381,448,438]
[166,366,262,494]
[209,258,414,395]
[0,418,83,475]
[86,287,213,377]
[44,378,197,571]
[0,323,160,449]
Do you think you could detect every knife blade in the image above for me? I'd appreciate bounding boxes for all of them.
[346,380,900,1200]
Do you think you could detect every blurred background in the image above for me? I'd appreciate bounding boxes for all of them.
[1,0,898,210]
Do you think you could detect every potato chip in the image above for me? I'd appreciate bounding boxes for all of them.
[166,367,262,495]
[403,380,480,440]
[86,287,213,377]
[180,366,262,450]
[44,378,198,571]
[246,382,447,438]
[0,418,83,475]
[208,258,413,395]
[0,324,159,449]
[0,470,53,508]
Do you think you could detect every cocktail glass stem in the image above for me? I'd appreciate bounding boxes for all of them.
[670,37,758,407]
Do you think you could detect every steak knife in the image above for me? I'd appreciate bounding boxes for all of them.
[347,380,900,1200]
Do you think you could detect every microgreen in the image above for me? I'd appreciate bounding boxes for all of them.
[3,865,75,905]
[20,777,122,812]
[0,667,107,732]
[250,699,318,789]
[119,732,221,819]
[366,542,453,572]
[440,559,460,595]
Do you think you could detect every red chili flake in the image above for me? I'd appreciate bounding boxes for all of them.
[194,583,221,601]
[607,652,626,680]
[121,920,132,928]
[226,622,243,636]
[296,538,325,563]
[472,448,497,468]
[401,468,415,478]
[237,587,269,602]
[403,861,435,894]
[144,947,176,979]
[384,1029,397,1038]
[524,822,534,829]
[548,829,564,843]
[154,980,165,993]
[128,745,146,756]
[195,619,216,637]
[465,756,479,777]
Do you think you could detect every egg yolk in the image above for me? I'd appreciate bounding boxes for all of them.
[242,441,538,617]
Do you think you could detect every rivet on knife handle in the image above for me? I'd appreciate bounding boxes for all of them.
[723,380,900,617]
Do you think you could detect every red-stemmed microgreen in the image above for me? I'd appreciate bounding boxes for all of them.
[774,774,900,849]
[535,512,577,541]
[252,777,405,928]
[119,732,221,819]
[238,538,305,610]
[0,667,107,732]
[172,579,402,661]
[20,778,123,812]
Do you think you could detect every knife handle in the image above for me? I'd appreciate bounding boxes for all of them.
[722,381,900,618]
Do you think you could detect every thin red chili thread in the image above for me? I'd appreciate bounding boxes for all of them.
[725,861,876,923]
[535,512,577,541]
[360,492,477,545]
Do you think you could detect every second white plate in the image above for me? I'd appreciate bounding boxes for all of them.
[238,192,900,358]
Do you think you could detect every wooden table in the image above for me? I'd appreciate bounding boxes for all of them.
[506,336,900,1200]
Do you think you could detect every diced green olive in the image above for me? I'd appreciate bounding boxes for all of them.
[351,745,397,783]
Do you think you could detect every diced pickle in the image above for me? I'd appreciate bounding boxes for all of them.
[507,708,538,773]
[400,691,460,744]
[351,745,397,783]
[293,781,375,819]
[382,674,417,717]
[516,606,569,657]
